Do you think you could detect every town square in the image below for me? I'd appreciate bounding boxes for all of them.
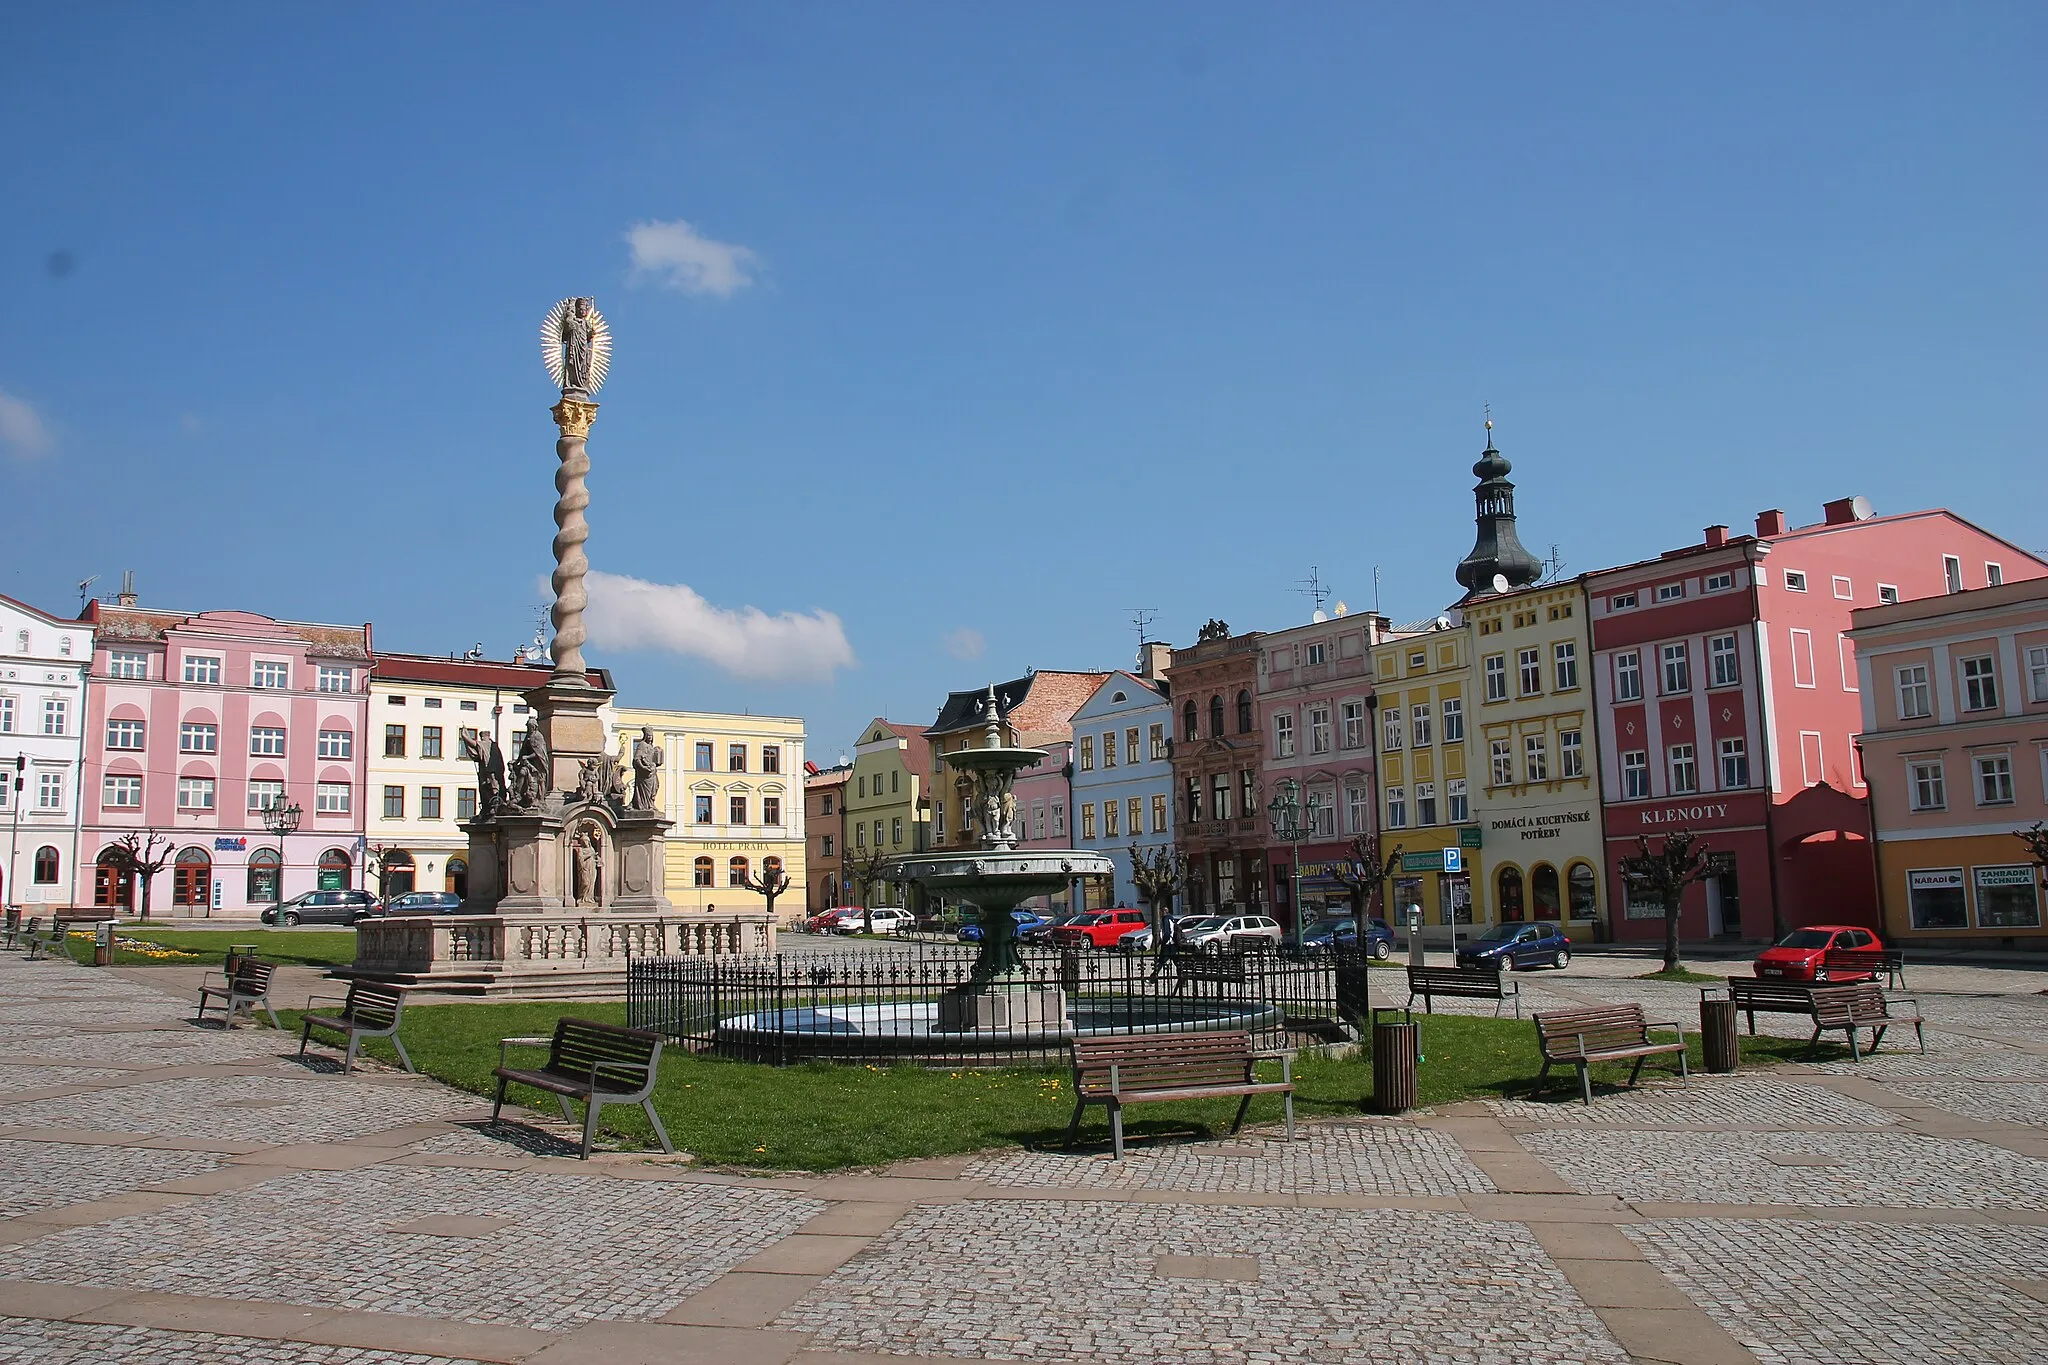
[3,7,2045,1364]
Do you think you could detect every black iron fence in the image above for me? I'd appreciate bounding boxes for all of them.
[627,944,1382,1066]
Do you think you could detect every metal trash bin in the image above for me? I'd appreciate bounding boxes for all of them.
[93,920,114,967]
[1701,993,1739,1074]
[224,943,259,978]
[1371,1007,1419,1115]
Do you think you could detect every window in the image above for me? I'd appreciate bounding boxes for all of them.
[1908,761,1944,811]
[1210,696,1225,737]
[1484,654,1508,701]
[1185,776,1202,823]
[1447,778,1468,824]
[317,666,351,693]
[1704,572,1733,592]
[457,788,477,820]
[1236,691,1253,732]
[762,745,780,774]
[1975,866,2040,928]
[317,729,352,759]
[1050,800,1066,837]
[728,744,747,772]
[1149,723,1166,760]
[1126,729,1140,766]
[1302,641,1326,667]
[1415,782,1438,826]
[1411,703,1432,748]
[380,785,404,818]
[694,795,713,824]
[1553,642,1578,691]
[1668,744,1698,794]
[1212,774,1232,821]
[1151,793,1167,833]
[1827,575,1852,602]
[1878,584,1899,605]
[1975,755,2014,806]
[1559,729,1583,778]
[410,786,436,819]
[730,795,749,824]
[1274,713,1296,758]
[252,661,289,689]
[1340,701,1366,749]
[693,857,714,888]
[856,776,865,798]
[1382,707,1403,751]
[1986,562,2004,587]
[1656,582,1685,602]
[1103,799,1120,838]
[180,721,218,753]
[1525,734,1549,782]
[1719,738,1749,788]
[33,847,58,884]
[1661,643,1691,694]
[36,772,63,809]
[1078,736,1094,770]
[1962,656,1998,712]
[1709,634,1740,688]
[389,695,407,706]
[421,726,442,759]
[1610,592,1637,610]
[694,742,713,770]
[821,794,833,816]
[1895,665,1932,720]
[1784,571,1808,593]
[1944,555,1963,594]
[1080,804,1096,840]
[1346,785,1369,834]
[106,718,145,749]
[108,650,149,679]
[1442,698,1464,742]
[1127,797,1143,838]
[246,779,284,812]
[384,724,406,757]
[765,796,783,826]
[1615,652,1642,702]
[459,700,477,712]
[183,655,221,684]
[104,774,142,808]
[1621,751,1649,800]
[42,699,66,735]
[1100,732,1117,768]
[0,698,13,734]
[1385,786,1406,829]
[729,857,749,887]
[2030,646,2048,704]
[1181,702,1197,742]
[1308,791,1335,836]
[177,776,216,810]
[250,726,285,756]
[1490,739,1513,786]
[316,782,350,813]
[1241,769,1257,820]
[853,819,866,849]
[1308,705,1331,755]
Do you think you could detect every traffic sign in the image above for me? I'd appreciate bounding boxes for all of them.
[1441,847,1462,874]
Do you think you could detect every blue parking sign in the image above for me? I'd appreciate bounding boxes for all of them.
[1441,847,1462,874]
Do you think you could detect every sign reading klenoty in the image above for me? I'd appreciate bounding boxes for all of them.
[1488,810,1594,842]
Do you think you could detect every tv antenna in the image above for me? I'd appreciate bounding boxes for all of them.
[1294,566,1332,620]
[76,575,99,609]
[1539,544,1567,584]
[1129,606,1158,649]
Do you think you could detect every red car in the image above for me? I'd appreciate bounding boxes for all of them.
[1754,925,1883,982]
[1051,907,1152,949]
[806,907,861,933]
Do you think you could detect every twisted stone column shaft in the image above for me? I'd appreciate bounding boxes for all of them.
[549,397,598,682]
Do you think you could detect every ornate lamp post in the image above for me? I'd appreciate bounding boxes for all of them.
[260,799,301,914]
[1267,779,1310,936]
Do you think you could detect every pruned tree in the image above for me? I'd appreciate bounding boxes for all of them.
[1619,830,1712,974]
[364,843,406,906]
[839,845,896,934]
[1129,842,1187,958]
[106,831,172,921]
[740,862,793,925]
[2017,822,2048,879]
[1325,831,1404,932]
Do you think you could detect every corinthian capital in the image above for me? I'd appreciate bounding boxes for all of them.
[551,398,599,438]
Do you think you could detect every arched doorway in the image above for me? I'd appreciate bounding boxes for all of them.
[173,847,212,909]
[1567,862,1599,920]
[1497,865,1526,922]
[247,848,282,904]
[318,849,352,891]
[446,856,468,898]
[379,849,416,899]
[1531,865,1561,921]
[94,848,135,909]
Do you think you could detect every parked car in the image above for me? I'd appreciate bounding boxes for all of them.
[1022,911,1083,945]
[1178,914,1284,953]
[1299,916,1396,960]
[805,907,861,933]
[837,907,916,935]
[1052,907,1153,949]
[958,909,1050,943]
[1457,921,1572,971]
[1754,925,1883,982]
[372,892,464,917]
[261,890,377,927]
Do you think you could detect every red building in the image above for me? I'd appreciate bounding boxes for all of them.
[1165,626,1268,916]
[1588,499,2044,944]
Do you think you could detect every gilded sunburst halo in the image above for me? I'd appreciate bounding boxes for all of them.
[539,296,613,394]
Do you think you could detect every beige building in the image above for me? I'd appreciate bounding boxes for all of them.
[610,705,806,923]
[843,719,931,908]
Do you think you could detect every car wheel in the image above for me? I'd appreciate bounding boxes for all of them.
[1553,948,1570,970]
[1371,939,1392,960]
[282,912,301,927]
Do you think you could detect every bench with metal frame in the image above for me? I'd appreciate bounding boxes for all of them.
[1534,1003,1688,1105]
[23,918,72,962]
[1722,978,1820,1034]
[492,1016,674,1159]
[1406,964,1521,1019]
[300,981,413,1074]
[196,958,281,1029]
[1065,1029,1294,1159]
[1167,951,1249,996]
[1821,948,1907,990]
[1809,983,1924,1061]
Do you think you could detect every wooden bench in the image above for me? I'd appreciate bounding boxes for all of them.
[1406,964,1521,1019]
[1822,948,1907,990]
[1810,984,1925,1061]
[1534,1003,1688,1105]
[492,1017,674,1159]
[22,917,70,962]
[300,981,413,1074]
[1724,978,1819,1034]
[196,959,280,1029]
[1066,1030,1294,1159]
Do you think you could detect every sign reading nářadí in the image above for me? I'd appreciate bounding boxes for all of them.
[1639,802,1730,828]
[1488,810,1593,842]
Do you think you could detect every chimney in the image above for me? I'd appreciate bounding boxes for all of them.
[1138,640,1172,681]
[116,570,138,608]
[1822,495,1873,525]
[1703,525,1729,548]
[1755,509,1787,537]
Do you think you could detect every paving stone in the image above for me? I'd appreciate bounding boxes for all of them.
[1489,1076,1901,1129]
[0,1137,222,1218]
[2,1073,481,1145]
[0,1316,482,1364]
[1873,1079,2048,1125]
[0,1062,134,1094]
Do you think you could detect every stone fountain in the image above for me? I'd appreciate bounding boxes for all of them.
[891,685,1114,1032]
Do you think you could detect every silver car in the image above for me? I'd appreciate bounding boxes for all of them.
[1178,914,1284,953]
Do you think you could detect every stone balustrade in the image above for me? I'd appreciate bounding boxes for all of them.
[350,911,774,995]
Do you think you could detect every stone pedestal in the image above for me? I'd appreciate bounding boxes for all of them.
[526,676,610,796]
[609,811,672,913]
[935,985,1068,1033]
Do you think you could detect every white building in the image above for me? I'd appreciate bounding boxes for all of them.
[1,594,92,912]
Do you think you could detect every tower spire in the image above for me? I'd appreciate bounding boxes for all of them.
[1453,410,1544,596]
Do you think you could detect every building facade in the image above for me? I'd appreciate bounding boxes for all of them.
[79,603,372,917]
[803,761,850,911]
[844,719,930,908]
[609,705,806,923]
[925,670,1107,853]
[1165,629,1268,917]
[1068,662,1175,910]
[1463,579,1605,934]
[1587,501,2044,943]
[1850,578,2048,945]
[1369,621,1478,939]
[365,652,608,903]
[1,595,92,912]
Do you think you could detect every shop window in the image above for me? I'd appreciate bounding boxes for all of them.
[1531,865,1561,921]
[1906,869,1967,929]
[1497,866,1525,921]
[1567,863,1598,919]
[694,856,714,888]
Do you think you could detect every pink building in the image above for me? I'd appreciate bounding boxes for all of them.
[80,603,371,916]
[1587,499,2044,944]
[1012,738,1078,911]
[1850,577,2048,945]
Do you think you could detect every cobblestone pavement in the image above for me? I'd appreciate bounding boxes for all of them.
[0,1317,482,1365]
[0,1138,222,1218]
[1488,1075,1902,1128]
[2,1073,484,1144]
[1874,1078,2048,1124]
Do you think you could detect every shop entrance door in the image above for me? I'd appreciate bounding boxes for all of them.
[1706,858,1741,937]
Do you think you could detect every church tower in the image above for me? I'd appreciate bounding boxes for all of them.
[1453,418,1544,596]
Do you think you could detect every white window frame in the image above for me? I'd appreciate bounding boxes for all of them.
[1411,703,1432,748]
[1709,634,1740,688]
[1274,712,1296,759]
[1975,754,2014,806]
[1381,707,1402,752]
[316,782,351,814]
[36,771,65,809]
[1878,584,1899,605]
[1441,698,1464,743]
[103,773,142,808]
[1704,572,1733,592]
[1490,738,1513,787]
[1783,571,1808,593]
[1559,729,1583,779]
[1414,782,1437,826]
[1719,737,1749,789]
[1384,786,1406,829]
[42,698,67,736]
[182,654,222,684]
[1962,655,1998,712]
[1553,642,1578,691]
[179,722,218,754]
[1308,705,1331,755]
[251,660,290,690]
[249,726,286,757]
[1661,642,1691,694]
[1656,582,1685,602]
[1621,750,1649,800]
[1447,778,1468,824]
[1668,743,1698,794]
[1908,760,1945,812]
[247,779,285,813]
[1524,734,1548,782]
[1305,641,1326,666]
[1615,652,1642,702]
[1340,701,1366,750]
[1943,555,1963,593]
[106,718,145,750]
[1789,630,1815,689]
[316,729,353,759]
[177,776,216,811]
[1483,654,1508,702]
[107,650,149,680]
[1896,665,1932,720]
[317,665,351,693]
[1518,648,1542,696]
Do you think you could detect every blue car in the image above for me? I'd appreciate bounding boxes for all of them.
[1456,921,1571,971]
[956,909,1051,943]
[1299,917,1396,960]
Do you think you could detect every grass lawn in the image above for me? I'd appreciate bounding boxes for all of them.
[54,927,359,969]
[1637,967,1728,984]
[278,999,1842,1173]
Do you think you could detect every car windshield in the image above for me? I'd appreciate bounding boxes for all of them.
[1477,924,1521,943]
[1776,930,1835,949]
[1313,919,1355,935]
[1180,917,1225,931]
[1077,914,1109,925]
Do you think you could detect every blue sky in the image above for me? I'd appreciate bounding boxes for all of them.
[3,4,2042,760]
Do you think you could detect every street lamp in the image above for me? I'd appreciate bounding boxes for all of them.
[1267,779,1310,936]
[260,798,302,916]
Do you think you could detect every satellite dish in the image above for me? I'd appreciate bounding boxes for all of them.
[1491,573,1511,594]
[1333,600,1349,617]
[1312,609,1327,623]
[1849,494,1874,521]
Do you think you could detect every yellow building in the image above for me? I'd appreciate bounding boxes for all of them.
[843,718,933,908]
[1462,580,1605,933]
[609,705,806,924]
[1370,621,1480,941]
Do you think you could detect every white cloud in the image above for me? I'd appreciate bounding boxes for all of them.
[625,218,760,297]
[584,570,854,682]
[944,627,986,661]
[0,391,53,459]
